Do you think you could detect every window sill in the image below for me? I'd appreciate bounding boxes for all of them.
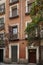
[9,38,19,42]
[25,12,30,15]
[9,15,19,19]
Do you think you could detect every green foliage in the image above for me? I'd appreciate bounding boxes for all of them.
[25,0,43,44]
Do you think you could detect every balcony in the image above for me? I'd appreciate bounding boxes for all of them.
[0,3,5,15]
[10,0,19,5]
[9,34,19,41]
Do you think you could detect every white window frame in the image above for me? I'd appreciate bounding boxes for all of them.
[10,4,19,17]
[26,0,30,13]
[26,20,32,27]
[25,20,32,38]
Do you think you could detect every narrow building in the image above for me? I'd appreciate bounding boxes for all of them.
[0,0,43,64]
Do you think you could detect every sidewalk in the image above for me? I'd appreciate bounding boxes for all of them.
[0,63,36,65]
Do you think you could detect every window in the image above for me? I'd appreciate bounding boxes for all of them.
[0,34,4,40]
[9,25,19,40]
[10,0,19,4]
[13,26,18,34]
[25,21,32,39]
[26,0,34,14]
[0,3,5,14]
[13,26,18,35]
[12,7,17,17]
[0,18,4,27]
[10,5,19,18]
[27,4,32,13]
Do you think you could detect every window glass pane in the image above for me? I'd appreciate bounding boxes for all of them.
[12,8,17,17]
[0,18,4,27]
[0,18,4,23]
[28,4,32,13]
[13,27,17,34]
[0,4,5,12]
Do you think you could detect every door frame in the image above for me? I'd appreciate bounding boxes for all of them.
[26,46,39,63]
[0,48,5,62]
[9,43,19,62]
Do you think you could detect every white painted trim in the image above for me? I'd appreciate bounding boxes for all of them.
[9,43,19,61]
[26,46,39,63]
[0,48,5,61]
[25,20,32,38]
[26,0,30,13]
[25,20,32,27]
[10,4,19,17]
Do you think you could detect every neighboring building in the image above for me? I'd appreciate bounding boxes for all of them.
[0,0,43,64]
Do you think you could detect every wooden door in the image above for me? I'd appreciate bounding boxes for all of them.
[28,49,36,63]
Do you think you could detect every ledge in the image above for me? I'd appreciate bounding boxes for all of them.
[9,15,19,19]
[9,38,19,42]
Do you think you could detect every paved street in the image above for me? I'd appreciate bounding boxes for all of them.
[0,63,36,65]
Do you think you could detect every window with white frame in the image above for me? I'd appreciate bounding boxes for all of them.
[0,17,4,27]
[10,4,18,18]
[25,20,32,38]
[0,3,5,14]
[9,25,19,40]
[13,26,18,35]
[26,0,34,14]
[25,20,39,38]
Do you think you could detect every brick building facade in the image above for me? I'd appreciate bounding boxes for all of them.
[0,0,43,64]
